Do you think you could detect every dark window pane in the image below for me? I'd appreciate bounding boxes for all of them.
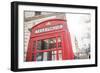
[36,52,43,61]
[58,37,62,48]
[36,50,62,61]
[58,50,62,60]
[47,51,52,60]
[37,38,57,50]
[52,51,56,60]
[42,39,49,50]
[32,55,34,61]
[37,40,42,50]
[36,52,51,61]
[37,39,49,50]
[49,38,56,49]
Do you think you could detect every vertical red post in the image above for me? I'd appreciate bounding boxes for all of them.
[34,40,37,61]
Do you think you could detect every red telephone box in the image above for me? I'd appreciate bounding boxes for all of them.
[26,19,74,61]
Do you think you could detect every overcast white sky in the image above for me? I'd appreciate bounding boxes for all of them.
[66,13,91,52]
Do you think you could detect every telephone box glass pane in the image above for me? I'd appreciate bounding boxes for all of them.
[58,37,62,48]
[36,50,62,61]
[58,50,62,60]
[36,52,52,61]
[36,52,43,61]
[37,38,56,50]
[37,39,49,50]
[49,38,56,49]
[52,51,56,60]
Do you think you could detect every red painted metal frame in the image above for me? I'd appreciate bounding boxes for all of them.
[26,19,74,61]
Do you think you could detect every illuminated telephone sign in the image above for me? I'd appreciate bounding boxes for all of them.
[35,24,63,33]
[26,19,74,61]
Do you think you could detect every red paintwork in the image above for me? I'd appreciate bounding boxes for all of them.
[26,19,74,61]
